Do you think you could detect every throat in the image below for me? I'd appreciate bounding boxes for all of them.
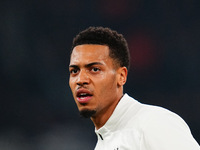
[91,109,113,130]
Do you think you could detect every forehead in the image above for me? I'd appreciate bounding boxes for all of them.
[70,44,112,64]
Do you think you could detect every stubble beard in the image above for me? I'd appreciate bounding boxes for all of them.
[79,109,96,118]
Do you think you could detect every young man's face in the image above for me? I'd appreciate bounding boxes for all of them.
[69,44,122,118]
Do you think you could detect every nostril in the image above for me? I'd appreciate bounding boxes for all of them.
[77,82,88,86]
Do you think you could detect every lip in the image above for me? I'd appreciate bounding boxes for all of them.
[76,88,93,104]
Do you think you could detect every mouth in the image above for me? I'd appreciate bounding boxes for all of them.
[76,89,93,104]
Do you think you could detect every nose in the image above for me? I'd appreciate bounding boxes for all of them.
[76,69,89,86]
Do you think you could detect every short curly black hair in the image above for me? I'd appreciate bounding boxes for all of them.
[71,26,130,70]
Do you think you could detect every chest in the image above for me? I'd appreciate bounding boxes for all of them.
[95,129,141,150]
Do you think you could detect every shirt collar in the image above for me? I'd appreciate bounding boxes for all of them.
[95,93,138,137]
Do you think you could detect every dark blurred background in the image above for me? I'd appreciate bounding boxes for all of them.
[0,0,200,149]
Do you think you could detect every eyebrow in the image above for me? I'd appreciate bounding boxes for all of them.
[69,62,104,68]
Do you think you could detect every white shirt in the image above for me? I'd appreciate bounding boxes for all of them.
[94,94,200,150]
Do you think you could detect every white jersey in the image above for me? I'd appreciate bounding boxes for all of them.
[94,94,200,150]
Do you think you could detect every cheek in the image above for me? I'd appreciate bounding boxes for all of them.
[69,78,75,92]
[69,79,72,89]
[98,74,117,92]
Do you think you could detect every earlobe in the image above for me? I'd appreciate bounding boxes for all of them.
[117,67,128,86]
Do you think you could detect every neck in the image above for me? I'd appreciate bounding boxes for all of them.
[91,92,124,130]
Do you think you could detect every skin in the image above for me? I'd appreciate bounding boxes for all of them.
[69,44,127,129]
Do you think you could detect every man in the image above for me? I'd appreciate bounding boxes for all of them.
[69,26,200,149]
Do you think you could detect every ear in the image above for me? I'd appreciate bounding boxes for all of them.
[117,67,128,87]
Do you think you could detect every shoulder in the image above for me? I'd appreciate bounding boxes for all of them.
[137,104,200,149]
[122,94,191,135]
[136,103,190,132]
[120,95,200,149]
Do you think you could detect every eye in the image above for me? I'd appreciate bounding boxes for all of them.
[70,68,79,74]
[91,67,100,72]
